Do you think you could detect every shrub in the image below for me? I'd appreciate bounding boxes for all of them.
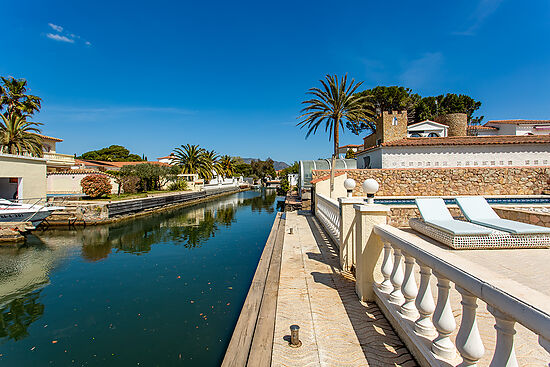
[81,174,112,198]
[168,179,188,191]
[122,176,141,194]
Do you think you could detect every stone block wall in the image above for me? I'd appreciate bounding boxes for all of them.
[494,207,550,228]
[312,166,550,196]
[434,113,468,137]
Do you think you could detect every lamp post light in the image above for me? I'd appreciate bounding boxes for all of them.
[362,178,379,204]
[343,178,356,198]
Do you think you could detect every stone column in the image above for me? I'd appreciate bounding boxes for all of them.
[338,197,366,271]
[353,203,391,302]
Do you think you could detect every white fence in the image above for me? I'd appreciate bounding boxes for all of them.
[314,193,340,244]
[312,196,550,366]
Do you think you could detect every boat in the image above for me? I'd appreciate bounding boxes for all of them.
[0,199,64,227]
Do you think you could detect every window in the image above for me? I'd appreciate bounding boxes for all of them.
[465,161,470,166]
[482,161,487,166]
[443,161,448,166]
[434,161,439,166]
[401,162,406,167]
[544,160,548,165]
[534,160,539,165]
[457,161,461,166]
[409,162,414,167]
[508,161,513,165]
[363,156,371,169]
[491,161,495,166]
[428,132,439,137]
[392,116,398,126]
[417,162,422,166]
[525,160,530,165]
[473,161,479,166]
[499,161,504,165]
[426,162,431,166]
[411,133,422,138]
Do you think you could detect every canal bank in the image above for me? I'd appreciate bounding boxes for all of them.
[46,187,249,227]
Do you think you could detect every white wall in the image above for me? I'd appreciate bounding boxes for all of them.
[0,154,47,200]
[47,173,118,194]
[378,144,550,169]
[357,150,382,169]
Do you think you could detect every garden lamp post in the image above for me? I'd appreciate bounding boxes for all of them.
[343,178,356,198]
[362,179,379,204]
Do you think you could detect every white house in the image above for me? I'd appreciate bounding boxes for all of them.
[406,120,449,137]
[157,154,176,164]
[356,135,550,169]
[474,119,550,136]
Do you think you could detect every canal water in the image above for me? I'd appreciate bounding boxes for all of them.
[0,189,281,366]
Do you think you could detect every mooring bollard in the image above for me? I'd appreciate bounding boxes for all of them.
[289,227,293,235]
[289,324,301,347]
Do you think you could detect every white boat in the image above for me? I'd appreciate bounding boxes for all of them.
[0,199,64,227]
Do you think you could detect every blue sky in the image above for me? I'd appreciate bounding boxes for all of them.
[2,0,549,163]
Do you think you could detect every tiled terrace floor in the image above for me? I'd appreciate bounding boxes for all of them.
[271,211,417,366]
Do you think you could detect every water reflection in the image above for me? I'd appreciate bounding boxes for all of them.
[0,189,278,345]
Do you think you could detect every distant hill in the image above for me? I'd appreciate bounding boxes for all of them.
[240,158,289,171]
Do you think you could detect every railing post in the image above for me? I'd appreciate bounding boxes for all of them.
[432,273,456,360]
[456,287,485,366]
[338,197,365,271]
[414,263,436,337]
[389,247,405,305]
[379,242,393,293]
[488,306,518,367]
[400,254,418,318]
[353,203,390,302]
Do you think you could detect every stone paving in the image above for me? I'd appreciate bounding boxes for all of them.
[271,211,417,367]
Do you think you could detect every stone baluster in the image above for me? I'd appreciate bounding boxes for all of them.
[432,273,456,359]
[379,242,393,293]
[400,253,418,318]
[414,263,436,337]
[456,287,485,366]
[389,247,404,305]
[488,306,518,367]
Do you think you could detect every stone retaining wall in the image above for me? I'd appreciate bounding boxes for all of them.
[494,207,550,228]
[312,167,550,196]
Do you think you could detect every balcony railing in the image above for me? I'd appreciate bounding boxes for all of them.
[312,196,550,365]
[314,193,340,244]
[43,152,75,164]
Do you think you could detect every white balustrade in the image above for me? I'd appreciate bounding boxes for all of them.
[371,224,550,366]
[314,193,341,244]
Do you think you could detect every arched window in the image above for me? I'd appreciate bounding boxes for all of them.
[411,133,421,137]
[428,132,439,137]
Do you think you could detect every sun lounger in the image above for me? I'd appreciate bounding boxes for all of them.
[410,197,550,249]
[414,198,492,235]
[455,196,550,235]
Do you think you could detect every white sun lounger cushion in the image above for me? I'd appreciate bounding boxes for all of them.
[415,198,492,236]
[456,196,550,235]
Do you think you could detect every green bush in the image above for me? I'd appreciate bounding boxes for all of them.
[122,176,140,194]
[81,175,112,198]
[168,179,188,191]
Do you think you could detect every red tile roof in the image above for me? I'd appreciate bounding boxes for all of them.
[310,171,346,184]
[74,159,170,168]
[339,144,363,149]
[356,135,550,154]
[468,125,498,130]
[34,133,63,142]
[486,120,550,125]
[47,169,115,177]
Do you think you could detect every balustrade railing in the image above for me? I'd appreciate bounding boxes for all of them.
[314,193,341,244]
[373,224,550,366]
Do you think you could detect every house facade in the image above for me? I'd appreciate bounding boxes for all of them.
[36,133,76,172]
[474,119,550,136]
[0,153,47,200]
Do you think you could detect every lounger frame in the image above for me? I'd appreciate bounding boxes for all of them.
[409,218,550,250]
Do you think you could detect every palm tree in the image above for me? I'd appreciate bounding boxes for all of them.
[0,113,43,157]
[0,77,42,118]
[217,155,235,180]
[298,74,375,196]
[203,149,219,182]
[172,144,212,180]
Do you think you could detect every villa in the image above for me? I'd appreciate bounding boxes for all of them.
[352,111,550,169]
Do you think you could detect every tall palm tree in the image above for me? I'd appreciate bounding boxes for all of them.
[0,113,43,157]
[0,77,42,117]
[172,144,212,180]
[298,74,375,196]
